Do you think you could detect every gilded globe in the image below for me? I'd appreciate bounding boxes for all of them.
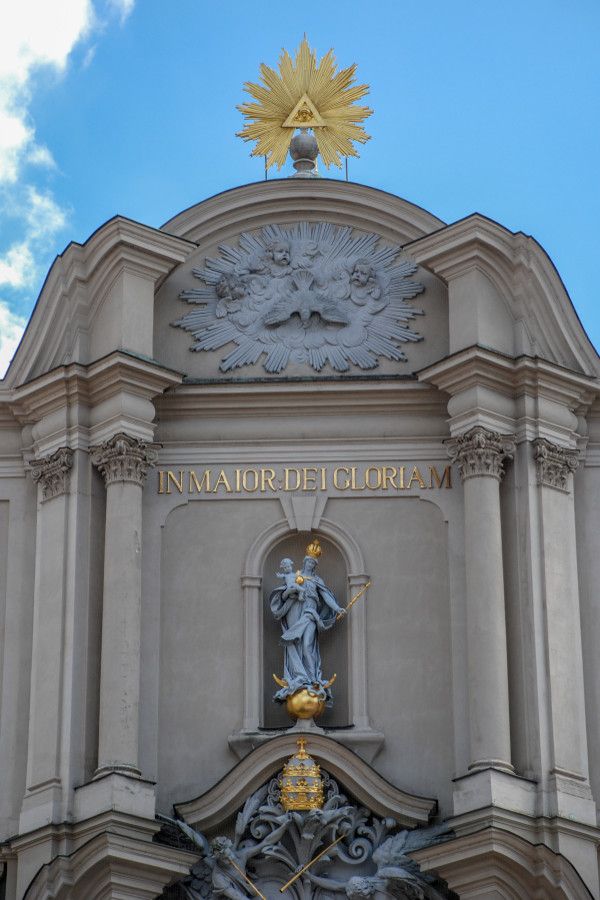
[286,688,326,720]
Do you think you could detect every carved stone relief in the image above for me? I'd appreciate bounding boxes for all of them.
[533,438,579,492]
[90,432,158,486]
[30,447,73,501]
[174,223,425,375]
[158,774,453,900]
[447,426,515,481]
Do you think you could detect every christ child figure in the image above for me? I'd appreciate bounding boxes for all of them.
[276,557,305,602]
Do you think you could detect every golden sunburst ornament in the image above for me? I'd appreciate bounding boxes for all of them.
[237,36,373,171]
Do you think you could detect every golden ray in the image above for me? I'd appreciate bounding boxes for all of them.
[237,36,373,170]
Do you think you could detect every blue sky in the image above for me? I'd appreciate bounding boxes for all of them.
[1,0,599,375]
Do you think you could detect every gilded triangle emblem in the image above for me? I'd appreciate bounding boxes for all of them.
[283,93,326,128]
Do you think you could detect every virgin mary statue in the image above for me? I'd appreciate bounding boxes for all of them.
[269,539,346,703]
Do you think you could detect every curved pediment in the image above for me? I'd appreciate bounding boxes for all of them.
[172,732,436,831]
[408,212,600,377]
[161,179,446,246]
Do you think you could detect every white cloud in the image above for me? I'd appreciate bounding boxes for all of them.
[0,243,35,289]
[0,0,136,377]
[108,0,135,24]
[0,2,95,185]
[0,189,67,292]
[0,300,27,378]
[82,45,98,69]
[0,101,33,184]
[25,188,68,239]
[27,145,57,169]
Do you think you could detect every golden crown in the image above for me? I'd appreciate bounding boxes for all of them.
[279,739,324,811]
[305,538,322,560]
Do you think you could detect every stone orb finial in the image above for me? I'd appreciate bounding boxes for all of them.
[289,132,319,178]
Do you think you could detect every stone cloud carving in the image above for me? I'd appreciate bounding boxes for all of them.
[174,223,425,374]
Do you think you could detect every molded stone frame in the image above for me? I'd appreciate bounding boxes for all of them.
[413,826,594,900]
[176,732,436,831]
[229,517,384,761]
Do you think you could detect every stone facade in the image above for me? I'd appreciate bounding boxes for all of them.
[0,178,599,898]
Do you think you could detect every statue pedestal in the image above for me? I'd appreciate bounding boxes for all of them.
[228,723,385,764]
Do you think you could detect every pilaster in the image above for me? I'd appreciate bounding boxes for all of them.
[577,402,600,824]
[533,437,593,818]
[91,433,158,778]
[447,426,515,775]
[8,353,182,837]
[20,448,74,833]
[420,345,598,852]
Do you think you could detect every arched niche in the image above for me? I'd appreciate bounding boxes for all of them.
[262,532,349,729]
[230,518,384,761]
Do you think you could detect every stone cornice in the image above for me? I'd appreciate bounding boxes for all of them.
[407,213,519,283]
[447,426,515,481]
[412,824,594,899]
[3,217,194,388]
[419,346,598,443]
[154,378,446,420]
[407,214,600,378]
[162,179,444,248]
[419,346,597,404]
[7,351,182,438]
[533,438,579,492]
[90,432,158,486]
[22,827,195,900]
[30,447,73,501]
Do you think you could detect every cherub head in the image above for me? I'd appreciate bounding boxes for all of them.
[351,259,375,287]
[216,274,245,302]
[211,836,234,861]
[266,240,291,268]
[279,557,294,573]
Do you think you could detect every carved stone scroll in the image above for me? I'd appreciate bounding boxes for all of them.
[90,432,158,487]
[533,438,579,492]
[447,426,515,482]
[30,447,73,501]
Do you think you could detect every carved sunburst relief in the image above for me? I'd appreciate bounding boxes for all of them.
[174,223,425,375]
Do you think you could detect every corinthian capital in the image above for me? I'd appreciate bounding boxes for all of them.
[30,447,74,501]
[533,438,578,492]
[447,426,515,482]
[90,432,158,487]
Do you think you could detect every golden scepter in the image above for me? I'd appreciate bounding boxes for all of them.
[337,581,371,620]
[227,856,267,900]
[279,833,345,892]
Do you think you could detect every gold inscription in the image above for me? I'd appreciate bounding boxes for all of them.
[429,465,452,489]
[242,468,259,492]
[333,466,350,490]
[284,468,301,491]
[190,469,211,493]
[407,466,426,489]
[167,470,184,494]
[303,467,318,491]
[157,464,454,495]
[213,469,233,493]
[381,466,398,490]
[365,466,382,490]
[261,468,277,492]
